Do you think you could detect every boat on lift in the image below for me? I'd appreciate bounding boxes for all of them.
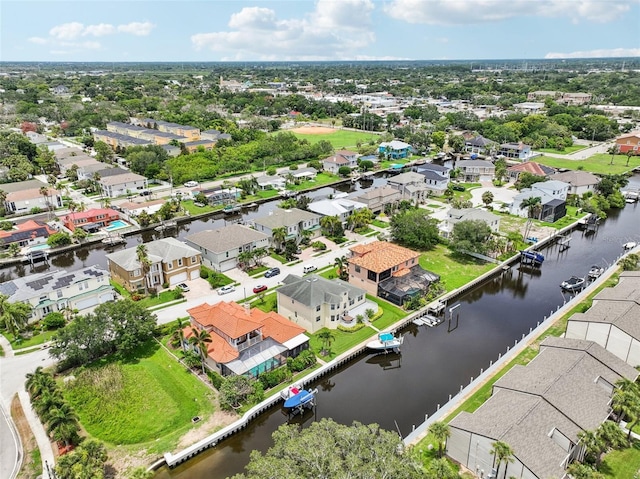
[520,250,544,266]
[366,332,404,352]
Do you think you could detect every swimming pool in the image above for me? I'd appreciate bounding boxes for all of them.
[29,244,50,251]
[105,220,129,231]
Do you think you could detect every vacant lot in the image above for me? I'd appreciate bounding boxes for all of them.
[536,153,640,175]
[289,128,379,150]
[63,342,215,447]
[419,244,495,291]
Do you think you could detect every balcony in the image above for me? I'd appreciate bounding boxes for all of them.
[235,334,262,352]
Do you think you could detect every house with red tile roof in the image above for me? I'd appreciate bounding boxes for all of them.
[62,208,121,232]
[183,301,309,377]
[0,219,55,248]
[506,161,556,181]
[347,241,439,305]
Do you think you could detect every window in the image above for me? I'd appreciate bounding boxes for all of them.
[316,316,321,322]
[78,280,89,291]
[316,305,321,312]
[166,262,173,270]
[330,315,335,321]
[133,269,141,277]
[357,295,363,301]
[178,258,183,266]
[191,256,197,263]
[331,304,335,310]
[355,265,361,273]
[56,290,63,298]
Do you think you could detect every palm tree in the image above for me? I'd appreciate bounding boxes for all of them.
[612,378,640,440]
[320,215,343,238]
[101,196,112,209]
[520,196,542,219]
[490,440,514,479]
[0,189,7,215]
[597,421,627,451]
[317,329,335,356]
[46,402,80,447]
[334,255,348,281]
[428,421,451,458]
[482,191,494,207]
[170,318,186,350]
[0,294,32,337]
[189,328,212,375]
[39,186,52,220]
[136,244,152,295]
[578,429,605,468]
[25,367,55,399]
[33,388,65,420]
[272,227,287,252]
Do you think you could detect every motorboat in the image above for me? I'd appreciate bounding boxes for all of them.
[102,235,125,246]
[366,332,404,352]
[281,384,318,415]
[587,265,605,279]
[520,250,544,266]
[222,204,242,214]
[560,276,585,292]
[623,242,637,250]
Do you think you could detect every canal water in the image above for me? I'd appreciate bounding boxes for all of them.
[154,178,640,479]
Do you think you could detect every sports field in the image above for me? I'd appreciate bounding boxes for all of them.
[289,126,379,150]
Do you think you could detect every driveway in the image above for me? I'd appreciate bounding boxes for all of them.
[469,185,519,208]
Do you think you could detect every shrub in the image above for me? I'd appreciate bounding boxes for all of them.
[337,323,366,333]
[258,367,290,389]
[356,314,364,323]
[41,312,66,330]
[289,164,298,171]
[266,167,277,176]
[338,166,352,177]
[207,370,224,390]
[30,207,43,215]
[162,282,169,289]
[0,221,13,231]
[311,241,327,251]
[287,350,316,372]
[200,265,212,279]
[365,308,375,319]
[47,231,72,247]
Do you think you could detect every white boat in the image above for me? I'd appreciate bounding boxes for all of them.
[366,332,404,352]
[623,242,637,250]
[587,265,605,279]
[102,234,125,245]
[560,276,585,292]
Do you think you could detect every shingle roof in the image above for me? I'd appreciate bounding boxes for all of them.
[569,300,640,339]
[106,237,199,271]
[0,266,107,302]
[550,170,600,187]
[99,172,147,186]
[307,199,367,218]
[185,224,268,253]
[253,208,320,230]
[352,186,401,202]
[349,241,419,273]
[593,274,640,303]
[277,274,365,308]
[0,179,49,194]
[387,171,425,185]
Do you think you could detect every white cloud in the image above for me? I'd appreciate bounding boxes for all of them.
[49,22,85,40]
[384,0,636,25]
[60,41,102,50]
[28,37,48,45]
[545,47,640,59]
[117,22,155,36]
[191,0,376,60]
[83,23,116,37]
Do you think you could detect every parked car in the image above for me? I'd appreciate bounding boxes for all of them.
[451,183,465,192]
[176,283,190,292]
[303,265,317,274]
[184,181,199,188]
[139,190,152,196]
[264,267,280,278]
[218,284,236,295]
[253,284,268,294]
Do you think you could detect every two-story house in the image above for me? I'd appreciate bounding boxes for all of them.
[2,179,63,215]
[0,220,56,250]
[307,198,367,227]
[322,150,358,174]
[498,142,532,161]
[378,140,412,159]
[386,171,431,202]
[455,159,496,182]
[414,163,451,194]
[550,170,600,196]
[0,266,115,321]
[183,301,309,377]
[277,274,370,333]
[106,237,201,292]
[98,168,148,198]
[465,135,495,155]
[62,208,121,233]
[351,186,401,215]
[509,180,570,222]
[348,241,439,306]
[615,132,640,154]
[185,224,270,272]
[251,208,321,245]
[506,161,556,181]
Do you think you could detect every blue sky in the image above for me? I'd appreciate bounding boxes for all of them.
[2,0,639,62]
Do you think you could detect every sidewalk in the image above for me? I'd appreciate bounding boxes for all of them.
[0,334,14,358]
[17,390,55,479]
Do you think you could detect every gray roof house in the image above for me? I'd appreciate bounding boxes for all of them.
[276,274,370,333]
[455,159,495,182]
[185,224,269,272]
[0,266,114,321]
[566,271,640,367]
[440,208,501,238]
[386,171,431,202]
[550,170,600,196]
[307,198,367,226]
[448,337,638,479]
[351,186,401,214]
[251,208,321,245]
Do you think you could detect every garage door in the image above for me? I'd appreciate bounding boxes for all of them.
[75,297,99,311]
[189,270,199,280]
[170,272,188,286]
[99,292,115,303]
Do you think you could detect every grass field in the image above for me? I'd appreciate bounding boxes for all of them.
[536,153,640,175]
[290,129,379,149]
[600,440,640,479]
[419,244,495,291]
[63,341,214,447]
[287,172,342,191]
[536,145,586,155]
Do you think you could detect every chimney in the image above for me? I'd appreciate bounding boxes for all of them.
[243,302,250,315]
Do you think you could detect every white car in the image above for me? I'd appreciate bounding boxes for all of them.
[176,283,190,292]
[184,181,199,188]
[218,284,236,295]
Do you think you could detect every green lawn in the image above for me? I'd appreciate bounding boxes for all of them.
[536,145,586,155]
[600,440,640,479]
[251,292,278,313]
[308,326,376,360]
[287,172,342,191]
[4,330,57,350]
[270,252,287,264]
[63,341,214,448]
[371,219,389,229]
[367,296,408,329]
[539,205,586,230]
[180,200,220,215]
[419,245,495,291]
[110,281,185,309]
[536,153,640,175]
[289,129,379,149]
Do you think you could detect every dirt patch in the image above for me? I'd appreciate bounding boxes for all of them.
[11,394,42,479]
[291,126,337,135]
[175,409,238,449]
